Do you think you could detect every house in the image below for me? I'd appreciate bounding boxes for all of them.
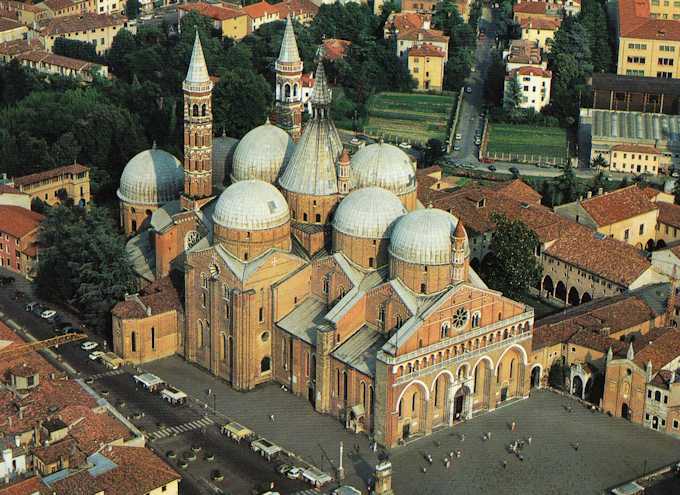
[513,1,562,23]
[13,164,90,207]
[0,477,51,495]
[242,0,279,31]
[504,66,552,112]
[36,0,93,18]
[590,73,680,114]
[0,17,26,43]
[616,0,680,79]
[407,42,445,91]
[504,39,546,72]
[178,3,250,40]
[0,184,30,209]
[0,38,43,63]
[396,25,449,60]
[383,11,429,39]
[401,0,437,12]
[654,202,680,248]
[581,108,680,175]
[0,206,43,279]
[322,38,350,61]
[40,13,134,54]
[15,49,108,80]
[518,16,561,52]
[273,0,318,24]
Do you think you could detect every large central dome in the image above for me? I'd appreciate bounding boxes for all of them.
[212,180,289,231]
[117,149,184,205]
[232,121,294,184]
[333,187,406,239]
[350,142,416,196]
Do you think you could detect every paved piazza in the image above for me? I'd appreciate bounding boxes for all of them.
[146,357,680,494]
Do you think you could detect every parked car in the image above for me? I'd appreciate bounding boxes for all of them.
[276,464,292,475]
[509,166,520,175]
[465,86,472,93]
[88,351,105,361]
[488,165,497,171]
[453,144,461,151]
[481,157,494,164]
[398,142,412,149]
[286,467,303,480]
[57,326,80,335]
[40,309,56,319]
[81,341,99,351]
[25,302,40,312]
[455,133,462,140]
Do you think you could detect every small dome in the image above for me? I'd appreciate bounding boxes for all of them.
[232,122,295,183]
[350,142,416,196]
[389,209,467,265]
[117,149,184,205]
[213,180,289,231]
[333,187,406,239]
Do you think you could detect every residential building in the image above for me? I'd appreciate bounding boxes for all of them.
[15,50,108,80]
[401,0,437,12]
[408,42,445,91]
[0,477,51,495]
[654,202,680,248]
[178,3,250,40]
[13,164,90,207]
[0,0,50,25]
[518,17,561,52]
[616,0,680,78]
[383,11,430,39]
[590,73,680,114]
[515,0,580,16]
[91,0,123,15]
[0,38,43,63]
[322,38,350,61]
[0,17,26,43]
[581,109,680,175]
[554,186,660,249]
[601,144,669,175]
[396,25,449,60]
[0,206,43,279]
[40,13,134,54]
[112,275,184,365]
[0,443,27,485]
[243,0,279,30]
[36,0,93,18]
[513,1,562,23]
[504,66,552,112]
[504,39,546,72]
[0,184,30,209]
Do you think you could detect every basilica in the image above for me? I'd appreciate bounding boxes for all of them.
[113,20,535,447]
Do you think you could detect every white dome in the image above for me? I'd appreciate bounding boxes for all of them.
[232,122,294,183]
[333,187,406,239]
[212,180,289,231]
[389,209,466,265]
[350,142,416,196]
[117,149,184,205]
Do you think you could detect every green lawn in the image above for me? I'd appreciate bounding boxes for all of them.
[364,92,456,145]
[487,124,567,160]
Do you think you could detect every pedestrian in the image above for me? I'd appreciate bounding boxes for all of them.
[502,460,507,469]
[373,442,378,453]
[574,441,579,451]
[269,414,275,423]
[427,454,433,464]
[422,467,427,474]
[527,436,532,445]
[487,431,491,440]
[456,450,461,458]
[518,454,524,462]
[450,450,454,459]
[445,459,450,469]
[460,433,465,442]
[511,421,516,431]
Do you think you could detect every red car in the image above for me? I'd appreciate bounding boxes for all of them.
[481,157,495,164]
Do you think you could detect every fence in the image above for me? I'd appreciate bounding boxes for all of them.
[482,151,569,167]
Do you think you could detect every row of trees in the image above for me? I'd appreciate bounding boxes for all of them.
[432,0,477,91]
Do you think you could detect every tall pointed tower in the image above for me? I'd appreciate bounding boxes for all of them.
[274,16,303,141]
[181,32,214,211]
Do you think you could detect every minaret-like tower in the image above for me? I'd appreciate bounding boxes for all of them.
[336,148,351,196]
[274,16,303,141]
[181,32,214,211]
[452,219,468,282]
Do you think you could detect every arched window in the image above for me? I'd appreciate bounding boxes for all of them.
[398,398,403,417]
[220,333,226,360]
[336,369,341,396]
[434,378,440,407]
[378,304,385,323]
[655,390,662,401]
[411,391,418,412]
[284,84,291,98]
[131,219,137,231]
[497,363,502,384]
[440,322,450,339]
[293,83,298,97]
[201,104,207,116]
[322,276,329,294]
[315,213,321,222]
[369,385,374,412]
[305,352,310,376]
[395,314,403,328]
[260,357,271,373]
[458,365,466,380]
[192,104,199,116]
[510,358,515,379]
[369,257,375,267]
[503,329,509,339]
[471,312,481,328]
[151,327,155,350]
[197,320,203,348]
[201,292,207,308]
[343,371,348,401]
[420,283,427,293]
[201,273,208,289]
[361,382,367,407]
[131,331,136,352]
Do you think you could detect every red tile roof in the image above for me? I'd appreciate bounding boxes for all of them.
[519,16,561,30]
[273,0,318,18]
[43,0,76,12]
[634,327,680,370]
[41,13,128,35]
[16,50,97,71]
[111,275,182,319]
[509,65,552,77]
[398,26,449,43]
[0,38,43,57]
[619,0,680,41]
[514,1,551,13]
[49,445,180,495]
[0,184,26,195]
[409,42,446,57]
[0,477,52,495]
[385,11,428,33]
[0,16,21,32]
[0,205,43,239]
[242,0,278,18]
[657,201,680,229]
[14,164,88,187]
[611,143,661,154]
[578,186,658,226]
[323,38,351,61]
[490,179,543,204]
[178,2,246,20]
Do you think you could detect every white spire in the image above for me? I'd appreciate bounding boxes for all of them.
[185,31,211,88]
[278,16,300,64]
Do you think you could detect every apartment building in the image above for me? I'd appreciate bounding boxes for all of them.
[504,66,552,111]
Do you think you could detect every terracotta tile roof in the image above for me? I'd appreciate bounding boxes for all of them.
[514,1,551,14]
[611,143,661,154]
[0,38,42,57]
[13,164,88,187]
[409,42,446,57]
[490,179,543,204]
[578,186,658,226]
[398,26,449,43]
[506,39,542,65]
[242,0,278,18]
[657,202,680,229]
[634,327,680,370]
[178,2,246,20]
[273,0,318,18]
[42,0,76,11]
[111,275,182,319]
[385,11,428,33]
[0,184,26,195]
[0,477,52,495]
[33,437,83,466]
[49,445,180,495]
[619,0,680,41]
[59,405,132,453]
[640,186,663,201]
[519,16,561,30]
[509,65,552,77]
[16,50,97,71]
[301,71,314,87]
[0,205,43,239]
[650,369,674,389]
[41,13,128,36]
[0,16,21,32]
[323,38,351,61]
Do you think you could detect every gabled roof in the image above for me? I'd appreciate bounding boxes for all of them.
[40,13,127,35]
[508,65,552,77]
[397,26,448,43]
[490,179,542,204]
[634,328,680,370]
[619,0,680,41]
[111,275,182,319]
[657,202,680,229]
[178,2,246,20]
[14,164,88,187]
[332,325,386,377]
[408,43,445,57]
[577,186,658,227]
[0,477,52,495]
[0,205,43,239]
[243,0,279,18]
[518,16,561,30]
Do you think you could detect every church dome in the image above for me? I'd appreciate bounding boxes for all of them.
[333,187,406,239]
[117,148,184,205]
[389,209,467,265]
[212,180,289,231]
[232,121,295,183]
[350,142,416,196]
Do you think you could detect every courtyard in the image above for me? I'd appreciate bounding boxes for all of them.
[145,357,680,494]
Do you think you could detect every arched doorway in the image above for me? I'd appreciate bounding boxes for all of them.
[555,281,567,302]
[571,375,583,398]
[473,358,493,411]
[396,382,428,440]
[308,354,316,405]
[542,275,554,297]
[657,239,667,249]
[584,377,593,401]
[568,287,581,306]
[496,345,526,401]
[431,372,451,427]
[646,239,655,251]
[530,365,541,388]
[581,292,592,304]
[621,402,630,420]
[652,415,659,430]
[453,386,470,422]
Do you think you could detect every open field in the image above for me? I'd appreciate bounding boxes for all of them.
[364,92,456,144]
[486,124,568,161]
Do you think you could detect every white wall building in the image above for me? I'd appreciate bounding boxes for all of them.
[504,65,552,112]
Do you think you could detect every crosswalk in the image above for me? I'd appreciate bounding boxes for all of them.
[149,417,214,440]
[87,368,126,380]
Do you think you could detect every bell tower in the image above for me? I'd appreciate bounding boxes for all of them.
[274,16,303,141]
[181,32,214,211]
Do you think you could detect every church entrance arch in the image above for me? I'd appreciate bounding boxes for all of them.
[581,292,592,304]
[530,365,541,388]
[473,358,493,411]
[621,402,630,420]
[453,385,471,422]
[571,375,583,398]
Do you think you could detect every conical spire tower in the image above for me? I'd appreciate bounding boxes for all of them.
[184,31,212,92]
[274,16,303,140]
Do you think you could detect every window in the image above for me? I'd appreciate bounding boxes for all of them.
[624,229,630,241]
[378,305,385,323]
[674,419,679,429]
[639,224,644,235]
[315,213,321,222]
[151,327,155,350]
[395,315,403,328]
[657,71,673,78]
[420,283,427,293]
[261,331,269,342]
[658,57,674,66]
[258,307,264,322]
[398,398,403,417]
[440,322,450,338]
[627,56,646,64]
[411,391,418,412]
[664,395,668,404]
[648,389,653,398]
[131,331,136,352]
[368,257,375,268]
[471,312,481,328]
[322,277,329,294]
[260,357,271,373]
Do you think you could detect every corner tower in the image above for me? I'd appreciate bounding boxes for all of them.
[181,32,214,211]
[274,16,303,141]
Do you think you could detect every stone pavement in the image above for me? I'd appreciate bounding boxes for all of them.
[145,357,680,494]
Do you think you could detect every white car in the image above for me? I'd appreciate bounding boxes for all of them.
[286,467,302,479]
[88,350,104,361]
[81,341,99,351]
[40,309,56,319]
[465,86,472,93]
[398,142,412,149]
[455,133,462,140]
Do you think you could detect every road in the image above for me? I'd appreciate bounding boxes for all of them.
[0,272,307,495]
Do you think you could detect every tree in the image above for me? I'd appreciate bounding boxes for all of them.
[213,67,272,138]
[591,153,607,170]
[125,0,140,19]
[424,138,444,166]
[485,213,542,299]
[503,76,522,112]
[53,37,103,64]
[36,206,135,332]
[107,29,138,80]
[555,163,579,204]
